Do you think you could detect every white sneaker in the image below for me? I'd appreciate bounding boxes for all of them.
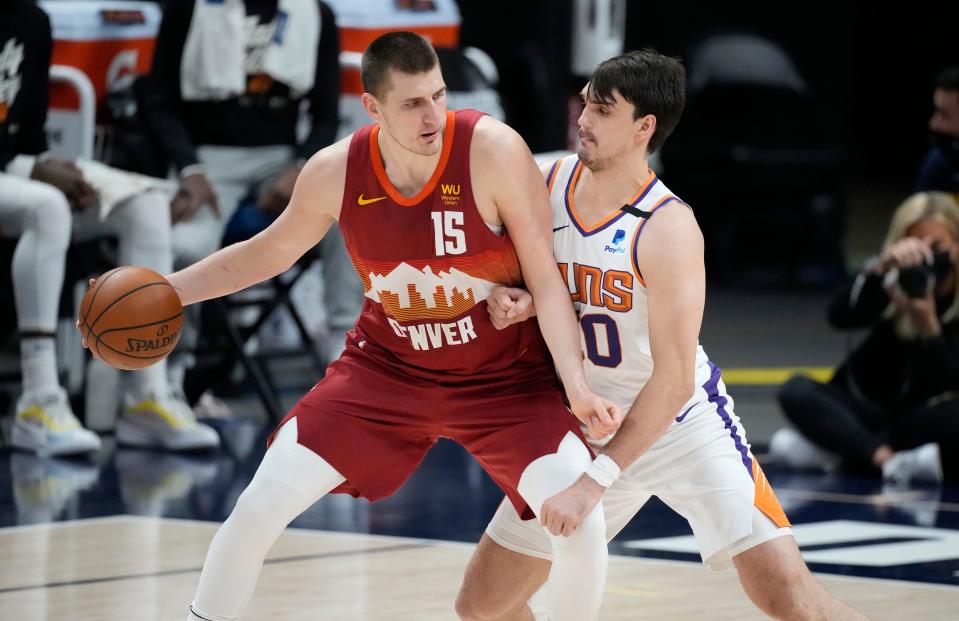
[769,427,840,472]
[118,391,220,451]
[11,388,102,457]
[882,443,943,486]
[192,390,235,420]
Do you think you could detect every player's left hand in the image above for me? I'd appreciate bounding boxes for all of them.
[259,163,302,214]
[540,475,605,537]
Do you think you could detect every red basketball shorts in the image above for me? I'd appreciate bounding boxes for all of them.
[271,339,589,519]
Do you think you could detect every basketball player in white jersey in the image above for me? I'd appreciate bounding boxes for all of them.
[454,50,867,621]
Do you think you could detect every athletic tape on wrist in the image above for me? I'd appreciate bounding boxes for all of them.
[585,454,621,488]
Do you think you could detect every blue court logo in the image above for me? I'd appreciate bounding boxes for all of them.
[604,229,627,254]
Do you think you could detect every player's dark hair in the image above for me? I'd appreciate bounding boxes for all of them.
[361,31,439,100]
[588,49,686,153]
[935,66,959,93]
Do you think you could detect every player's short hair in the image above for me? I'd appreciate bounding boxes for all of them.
[588,49,686,153]
[935,66,959,93]
[361,31,439,100]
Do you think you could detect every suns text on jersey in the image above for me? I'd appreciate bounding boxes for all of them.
[559,262,633,312]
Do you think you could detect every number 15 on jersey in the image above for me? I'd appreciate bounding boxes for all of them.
[431,211,466,256]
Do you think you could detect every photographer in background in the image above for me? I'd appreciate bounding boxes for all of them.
[776,192,959,485]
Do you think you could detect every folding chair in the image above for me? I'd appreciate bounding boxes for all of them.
[185,199,328,421]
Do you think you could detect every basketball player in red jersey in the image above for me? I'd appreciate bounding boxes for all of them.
[112,32,618,620]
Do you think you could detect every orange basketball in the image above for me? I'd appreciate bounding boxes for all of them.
[78,266,183,370]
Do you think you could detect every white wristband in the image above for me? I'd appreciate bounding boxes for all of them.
[585,454,621,488]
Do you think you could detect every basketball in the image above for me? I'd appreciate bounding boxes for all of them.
[78,266,183,370]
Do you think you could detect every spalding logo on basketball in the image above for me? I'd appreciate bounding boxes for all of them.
[124,323,180,354]
[78,266,184,370]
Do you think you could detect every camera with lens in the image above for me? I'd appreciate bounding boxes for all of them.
[898,248,954,298]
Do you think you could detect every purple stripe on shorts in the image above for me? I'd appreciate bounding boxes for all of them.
[704,361,753,476]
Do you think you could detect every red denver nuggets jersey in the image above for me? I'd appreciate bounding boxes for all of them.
[339,109,548,375]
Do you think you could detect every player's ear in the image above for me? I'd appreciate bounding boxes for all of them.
[361,92,381,121]
[635,114,656,146]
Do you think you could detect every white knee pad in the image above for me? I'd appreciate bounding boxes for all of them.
[254,418,346,499]
[517,432,593,516]
[190,418,346,621]
[516,433,607,621]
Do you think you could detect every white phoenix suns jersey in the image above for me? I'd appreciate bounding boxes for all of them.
[546,155,715,420]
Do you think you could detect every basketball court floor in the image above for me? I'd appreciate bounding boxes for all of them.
[1,287,958,619]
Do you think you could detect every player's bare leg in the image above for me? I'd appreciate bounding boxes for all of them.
[187,418,345,621]
[456,534,549,621]
[733,535,869,620]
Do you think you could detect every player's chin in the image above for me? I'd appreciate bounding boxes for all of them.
[418,134,442,153]
[576,144,595,165]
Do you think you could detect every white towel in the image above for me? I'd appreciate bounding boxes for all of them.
[180,0,320,101]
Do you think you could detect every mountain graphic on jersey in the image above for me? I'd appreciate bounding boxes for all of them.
[351,250,522,323]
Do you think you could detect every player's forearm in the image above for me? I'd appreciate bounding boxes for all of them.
[602,370,694,470]
[529,276,589,395]
[167,239,293,306]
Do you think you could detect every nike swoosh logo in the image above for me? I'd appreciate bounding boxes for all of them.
[674,405,695,423]
[358,194,388,206]
[552,225,570,232]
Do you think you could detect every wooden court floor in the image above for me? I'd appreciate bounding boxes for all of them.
[1,516,956,620]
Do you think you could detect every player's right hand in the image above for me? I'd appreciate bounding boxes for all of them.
[171,173,219,223]
[568,388,621,441]
[486,286,535,329]
[30,158,97,211]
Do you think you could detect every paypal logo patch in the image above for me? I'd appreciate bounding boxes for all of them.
[604,229,627,254]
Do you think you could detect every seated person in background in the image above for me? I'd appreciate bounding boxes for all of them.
[141,0,363,367]
[775,192,959,486]
[916,66,959,196]
[0,1,218,455]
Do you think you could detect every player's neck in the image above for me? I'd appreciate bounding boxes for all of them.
[578,154,652,216]
[376,129,443,198]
